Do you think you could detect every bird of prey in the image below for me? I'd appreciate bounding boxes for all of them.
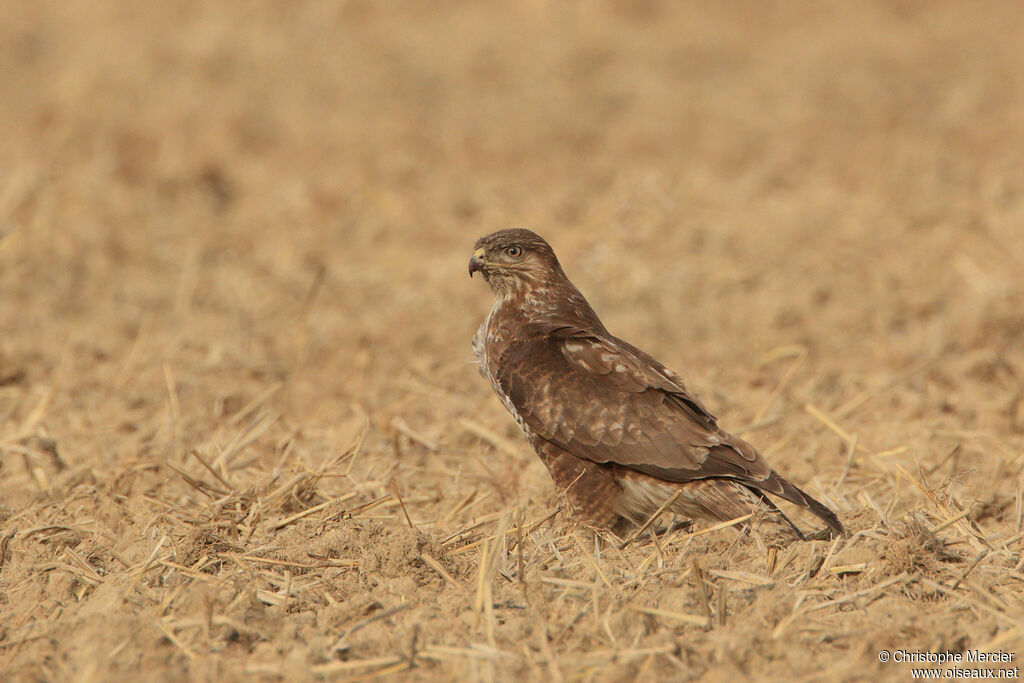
[469,228,844,540]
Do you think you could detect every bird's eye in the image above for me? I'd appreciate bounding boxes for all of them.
[504,246,522,258]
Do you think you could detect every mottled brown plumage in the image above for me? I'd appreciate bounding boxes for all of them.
[470,228,844,539]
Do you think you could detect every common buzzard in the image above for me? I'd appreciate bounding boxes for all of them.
[470,228,844,539]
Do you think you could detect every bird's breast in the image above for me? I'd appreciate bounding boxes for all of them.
[473,301,539,443]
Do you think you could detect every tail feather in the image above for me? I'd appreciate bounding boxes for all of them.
[747,488,807,540]
[759,471,846,538]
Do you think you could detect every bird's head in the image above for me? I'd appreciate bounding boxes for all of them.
[469,229,565,296]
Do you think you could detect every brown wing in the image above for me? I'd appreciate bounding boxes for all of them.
[496,330,773,485]
[497,328,845,535]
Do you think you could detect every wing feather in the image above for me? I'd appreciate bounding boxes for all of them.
[497,330,772,485]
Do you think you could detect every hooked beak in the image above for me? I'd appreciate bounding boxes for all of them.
[468,247,486,277]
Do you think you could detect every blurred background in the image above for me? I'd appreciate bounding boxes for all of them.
[1,1,1022,678]
[3,0,1022,436]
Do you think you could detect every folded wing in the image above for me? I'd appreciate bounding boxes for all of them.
[496,330,772,484]
[496,328,844,536]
